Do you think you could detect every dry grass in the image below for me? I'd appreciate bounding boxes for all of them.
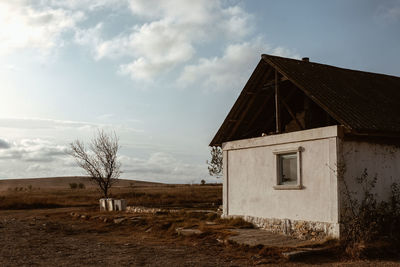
[0,182,222,210]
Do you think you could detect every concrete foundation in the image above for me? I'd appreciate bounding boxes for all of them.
[223,214,339,240]
[99,198,126,211]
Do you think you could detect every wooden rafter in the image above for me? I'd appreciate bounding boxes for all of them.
[240,86,275,136]
[241,85,299,138]
[214,61,268,145]
[225,66,274,141]
[281,98,304,130]
[275,70,281,133]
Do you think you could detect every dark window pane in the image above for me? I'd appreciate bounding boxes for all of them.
[279,153,297,185]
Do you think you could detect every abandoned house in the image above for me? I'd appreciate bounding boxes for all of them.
[210,54,400,239]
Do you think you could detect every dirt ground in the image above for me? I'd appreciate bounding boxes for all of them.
[1,179,399,266]
[0,207,265,266]
[1,207,400,267]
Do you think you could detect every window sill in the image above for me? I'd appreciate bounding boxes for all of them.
[273,185,303,190]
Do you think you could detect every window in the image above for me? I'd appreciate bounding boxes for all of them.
[273,147,303,189]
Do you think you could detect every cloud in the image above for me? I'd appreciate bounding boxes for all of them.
[376,1,400,22]
[0,138,68,162]
[382,6,400,21]
[43,0,125,11]
[77,0,253,81]
[0,117,98,130]
[0,117,142,133]
[0,139,11,149]
[0,144,80,179]
[178,39,299,92]
[0,1,85,56]
[121,152,207,183]
[117,19,196,80]
[0,138,208,182]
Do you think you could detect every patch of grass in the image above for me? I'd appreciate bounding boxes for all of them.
[0,184,222,211]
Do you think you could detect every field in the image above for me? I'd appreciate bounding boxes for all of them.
[0,177,399,266]
[0,177,221,210]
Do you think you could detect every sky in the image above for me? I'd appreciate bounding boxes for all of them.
[0,0,399,183]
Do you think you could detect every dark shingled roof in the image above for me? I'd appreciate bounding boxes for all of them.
[210,54,400,146]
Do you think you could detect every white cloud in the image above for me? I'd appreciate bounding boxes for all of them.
[121,152,207,183]
[77,0,253,81]
[383,7,400,21]
[0,136,208,182]
[376,1,400,22]
[0,138,68,162]
[0,117,142,133]
[0,138,11,149]
[0,1,85,56]
[43,0,126,11]
[178,39,299,92]
[128,0,221,24]
[0,138,79,178]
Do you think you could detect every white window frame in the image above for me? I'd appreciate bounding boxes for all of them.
[273,147,303,190]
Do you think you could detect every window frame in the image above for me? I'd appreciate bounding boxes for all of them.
[273,147,303,190]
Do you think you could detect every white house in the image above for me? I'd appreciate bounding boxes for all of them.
[210,54,400,239]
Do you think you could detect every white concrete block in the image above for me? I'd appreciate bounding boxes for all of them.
[114,199,127,211]
[106,198,115,211]
[99,198,107,211]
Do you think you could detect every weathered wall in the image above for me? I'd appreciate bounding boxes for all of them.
[339,140,400,217]
[222,126,341,237]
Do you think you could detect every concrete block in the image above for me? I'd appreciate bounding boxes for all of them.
[106,198,115,211]
[100,198,126,211]
[99,198,107,211]
[114,199,127,211]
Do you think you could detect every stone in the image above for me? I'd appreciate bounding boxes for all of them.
[175,228,203,236]
[225,215,333,240]
[113,218,126,224]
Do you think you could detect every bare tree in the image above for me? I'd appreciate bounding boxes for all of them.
[207,146,223,178]
[69,130,121,198]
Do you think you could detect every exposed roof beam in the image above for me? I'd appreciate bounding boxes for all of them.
[281,98,304,130]
[225,66,274,141]
[275,70,281,133]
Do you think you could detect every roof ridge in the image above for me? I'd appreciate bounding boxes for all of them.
[261,54,400,80]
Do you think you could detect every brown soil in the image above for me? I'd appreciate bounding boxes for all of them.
[0,207,269,266]
[1,179,399,266]
[1,208,400,266]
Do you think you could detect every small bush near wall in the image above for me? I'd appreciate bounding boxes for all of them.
[340,168,400,258]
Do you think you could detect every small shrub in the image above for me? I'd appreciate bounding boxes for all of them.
[78,183,85,189]
[69,183,78,189]
[200,179,206,185]
[340,169,400,258]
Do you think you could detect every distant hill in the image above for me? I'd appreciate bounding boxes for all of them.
[0,176,163,191]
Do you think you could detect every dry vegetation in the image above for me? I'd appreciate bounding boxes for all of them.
[0,177,222,210]
[1,177,400,266]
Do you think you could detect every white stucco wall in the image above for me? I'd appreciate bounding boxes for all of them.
[339,140,400,212]
[222,126,341,226]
